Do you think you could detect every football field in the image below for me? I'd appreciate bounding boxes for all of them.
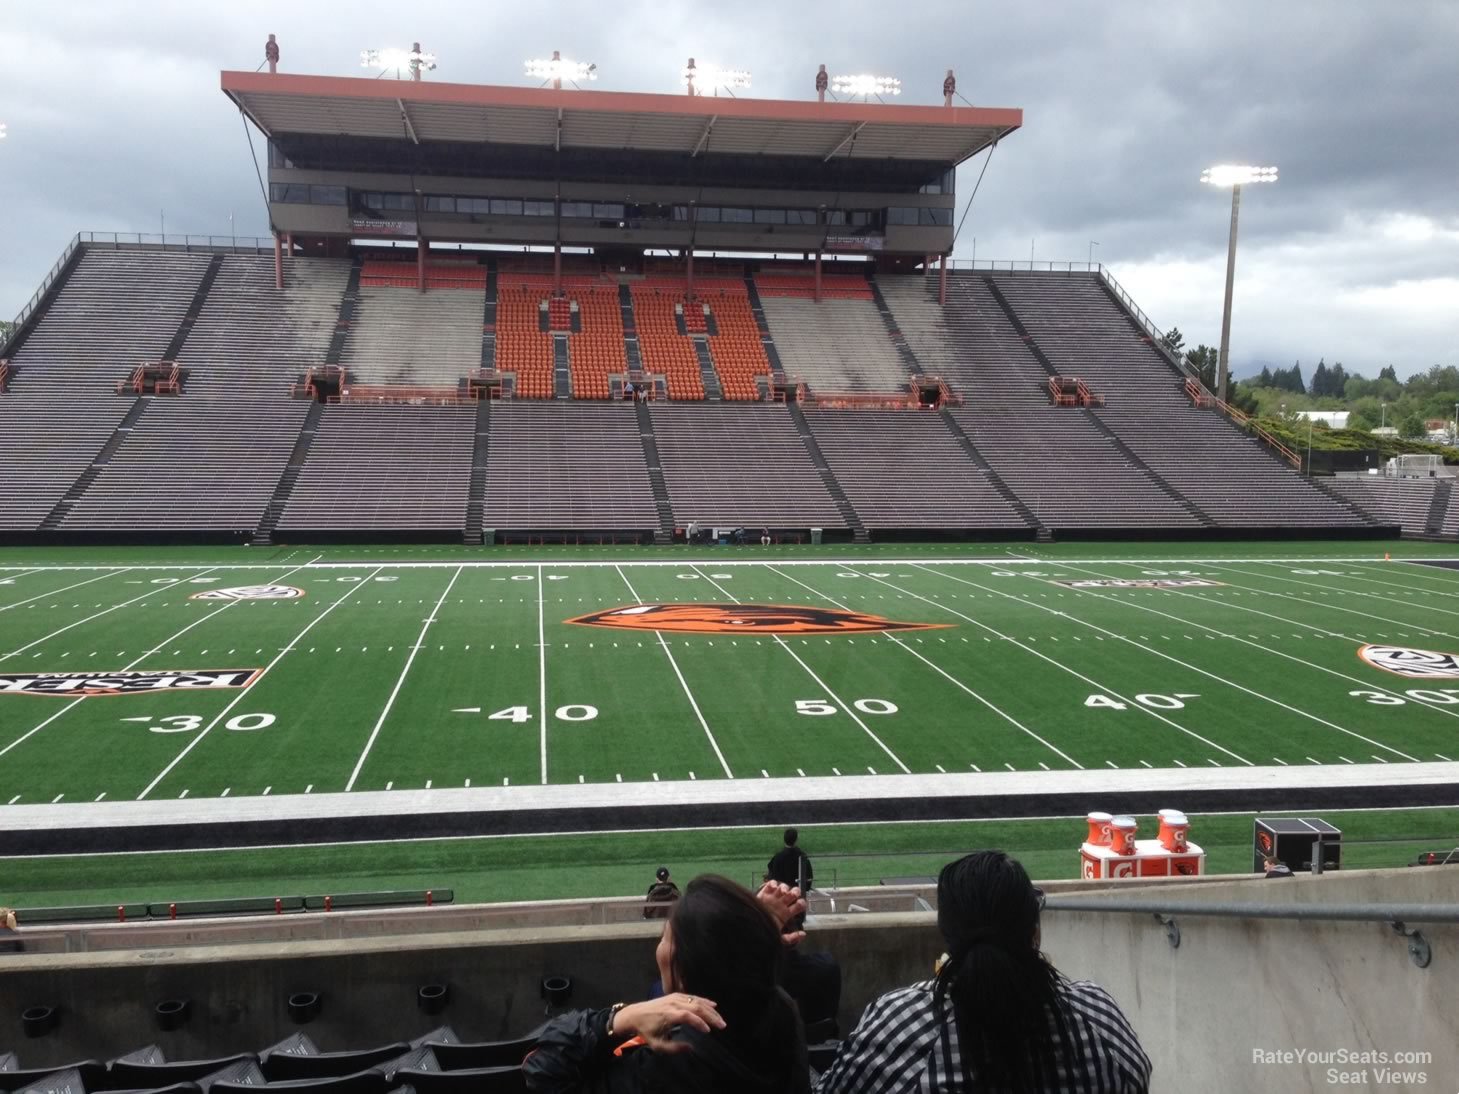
[3,540,1459,816]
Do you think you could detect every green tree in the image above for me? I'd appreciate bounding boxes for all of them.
[1258,365,1274,387]
[1229,383,1260,416]
[1161,327,1185,355]
[1346,407,1376,432]
[1399,413,1428,439]
[1379,364,1399,383]
[1311,359,1330,397]
[1184,345,1218,390]
[0,320,12,340]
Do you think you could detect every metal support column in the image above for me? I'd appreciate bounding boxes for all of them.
[1215,183,1242,405]
[938,253,949,306]
[814,251,823,303]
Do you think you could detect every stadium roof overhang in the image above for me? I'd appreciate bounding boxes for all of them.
[221,71,1021,169]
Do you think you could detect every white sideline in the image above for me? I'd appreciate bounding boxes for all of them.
[4,761,1456,835]
[0,555,1452,573]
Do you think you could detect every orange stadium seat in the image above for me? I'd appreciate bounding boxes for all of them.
[630,283,704,400]
[704,289,771,401]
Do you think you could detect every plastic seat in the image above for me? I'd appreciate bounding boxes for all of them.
[392,1068,524,1094]
[108,1053,256,1089]
[1,1063,106,1094]
[212,1070,389,1094]
[260,1043,410,1084]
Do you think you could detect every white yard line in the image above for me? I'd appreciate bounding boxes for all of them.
[691,565,911,774]
[771,565,1090,770]
[345,565,464,792]
[538,563,549,785]
[1219,562,1459,619]
[834,568,1251,767]
[1055,561,1459,723]
[1204,563,1459,639]
[137,565,384,800]
[0,568,208,662]
[614,565,733,779]
[0,568,131,614]
[0,558,322,768]
[917,565,1421,764]
[1342,562,1459,599]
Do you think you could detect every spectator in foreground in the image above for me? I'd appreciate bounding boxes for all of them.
[815,851,1150,1093]
[525,876,809,1093]
[643,866,681,920]
[0,907,22,953]
[768,827,814,892]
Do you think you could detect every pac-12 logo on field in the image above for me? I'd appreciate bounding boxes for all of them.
[1357,645,1459,679]
[190,585,305,601]
[0,669,263,698]
[566,604,949,635]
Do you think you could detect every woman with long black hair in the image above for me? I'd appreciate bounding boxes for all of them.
[815,851,1150,1093]
[524,875,810,1094]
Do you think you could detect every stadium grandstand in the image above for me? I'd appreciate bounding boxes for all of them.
[0,59,1410,546]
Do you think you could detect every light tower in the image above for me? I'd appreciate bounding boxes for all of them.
[1201,164,1278,403]
[361,43,437,81]
[526,51,597,90]
[830,73,902,102]
[684,58,751,97]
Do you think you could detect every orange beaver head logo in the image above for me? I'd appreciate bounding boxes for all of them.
[566,603,949,635]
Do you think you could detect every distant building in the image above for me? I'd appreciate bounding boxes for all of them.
[1294,410,1349,429]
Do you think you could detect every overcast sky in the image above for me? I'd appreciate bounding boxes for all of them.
[2,1,1455,379]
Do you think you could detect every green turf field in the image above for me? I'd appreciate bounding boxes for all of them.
[2,539,1458,906]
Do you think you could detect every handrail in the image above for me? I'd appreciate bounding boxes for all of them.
[1185,380,1303,467]
[1046,896,1459,924]
[4,233,82,353]
[943,259,1104,274]
[76,230,275,251]
[1096,266,1206,386]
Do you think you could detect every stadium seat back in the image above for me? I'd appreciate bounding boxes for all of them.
[2,1063,105,1094]
[261,1045,408,1083]
[423,1036,536,1071]
[214,1069,390,1094]
[393,1067,524,1094]
[108,1054,255,1087]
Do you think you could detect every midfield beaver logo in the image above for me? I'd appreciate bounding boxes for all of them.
[566,603,949,635]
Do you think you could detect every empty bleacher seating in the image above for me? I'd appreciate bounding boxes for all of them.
[650,403,843,528]
[566,288,628,401]
[278,405,474,532]
[482,402,658,532]
[0,394,132,531]
[493,278,555,400]
[344,281,484,388]
[1328,477,1439,534]
[987,273,1367,529]
[629,284,704,400]
[805,409,1027,531]
[759,296,906,393]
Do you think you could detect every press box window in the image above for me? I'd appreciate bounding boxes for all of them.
[270,183,312,204]
[310,185,347,206]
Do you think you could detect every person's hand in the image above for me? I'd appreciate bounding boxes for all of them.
[756,881,807,945]
[612,994,725,1052]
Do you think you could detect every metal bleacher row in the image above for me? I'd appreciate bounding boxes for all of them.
[0,244,1408,541]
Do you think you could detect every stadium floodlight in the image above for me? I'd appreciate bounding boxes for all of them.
[361,43,437,81]
[1201,164,1278,187]
[1201,163,1278,403]
[0,123,7,140]
[683,59,751,96]
[830,73,901,99]
[526,52,597,88]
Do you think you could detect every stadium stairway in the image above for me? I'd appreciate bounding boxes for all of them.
[161,254,225,362]
[465,399,490,545]
[982,277,1215,527]
[38,396,149,531]
[481,264,497,371]
[867,278,924,379]
[254,402,324,546]
[785,401,868,541]
[693,337,723,400]
[325,258,364,365]
[743,276,788,383]
[936,409,1044,537]
[632,398,676,543]
[1428,480,1453,535]
[552,336,571,399]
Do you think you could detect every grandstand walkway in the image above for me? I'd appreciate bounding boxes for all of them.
[693,338,723,400]
[786,401,868,541]
[160,254,225,361]
[325,258,363,365]
[867,278,924,378]
[633,399,676,542]
[38,397,148,531]
[1429,481,1453,535]
[465,399,491,545]
[937,409,1043,535]
[254,402,324,546]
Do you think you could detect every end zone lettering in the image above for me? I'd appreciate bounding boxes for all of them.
[1049,578,1227,590]
[0,669,263,697]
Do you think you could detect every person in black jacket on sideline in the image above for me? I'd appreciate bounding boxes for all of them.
[524,876,810,1093]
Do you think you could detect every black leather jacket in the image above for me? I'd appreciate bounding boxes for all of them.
[524,1002,809,1094]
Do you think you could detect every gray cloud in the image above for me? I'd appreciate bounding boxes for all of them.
[1,0,1454,377]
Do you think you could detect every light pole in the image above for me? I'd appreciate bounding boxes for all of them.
[1380,402,1386,431]
[1307,416,1314,477]
[1088,240,1099,269]
[1201,164,1278,404]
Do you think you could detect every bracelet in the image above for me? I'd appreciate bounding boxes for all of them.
[605,1002,627,1038]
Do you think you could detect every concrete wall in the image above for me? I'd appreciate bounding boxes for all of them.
[2,869,1454,1092]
